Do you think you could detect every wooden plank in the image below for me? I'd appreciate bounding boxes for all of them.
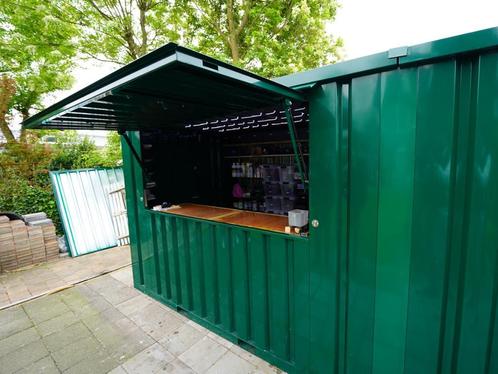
[164,203,237,220]
[160,203,290,234]
[216,211,288,234]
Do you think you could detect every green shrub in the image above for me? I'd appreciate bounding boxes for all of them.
[0,132,122,234]
[0,177,60,230]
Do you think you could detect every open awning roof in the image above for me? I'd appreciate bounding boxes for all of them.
[22,43,306,131]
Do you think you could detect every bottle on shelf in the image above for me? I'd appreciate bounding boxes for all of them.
[247,163,253,178]
[235,162,240,177]
[241,162,247,177]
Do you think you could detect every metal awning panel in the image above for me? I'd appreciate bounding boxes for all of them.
[23,44,305,131]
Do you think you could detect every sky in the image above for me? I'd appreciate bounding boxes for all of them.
[7,0,495,140]
[329,0,498,59]
[49,0,498,104]
[34,0,497,140]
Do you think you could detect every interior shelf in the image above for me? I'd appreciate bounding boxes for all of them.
[224,153,309,159]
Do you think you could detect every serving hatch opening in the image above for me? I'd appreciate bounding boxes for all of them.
[22,43,309,235]
[141,102,309,235]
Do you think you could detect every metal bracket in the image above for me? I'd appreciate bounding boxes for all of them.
[388,46,408,59]
[118,130,144,168]
[283,99,308,190]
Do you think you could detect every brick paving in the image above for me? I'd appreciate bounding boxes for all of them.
[0,250,282,373]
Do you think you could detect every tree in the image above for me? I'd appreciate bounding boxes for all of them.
[105,131,123,166]
[182,0,342,77]
[36,0,186,64]
[0,75,16,144]
[28,0,340,77]
[2,0,342,140]
[0,0,78,143]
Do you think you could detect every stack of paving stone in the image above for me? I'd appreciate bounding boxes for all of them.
[0,216,16,270]
[41,224,59,261]
[0,214,59,272]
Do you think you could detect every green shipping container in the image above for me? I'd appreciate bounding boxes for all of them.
[24,27,498,373]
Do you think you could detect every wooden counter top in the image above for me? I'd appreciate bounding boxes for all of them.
[164,204,237,220]
[216,210,289,233]
[159,203,289,234]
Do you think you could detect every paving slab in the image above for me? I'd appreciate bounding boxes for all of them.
[69,292,114,318]
[81,307,128,331]
[115,294,153,317]
[207,331,234,349]
[127,303,185,340]
[42,321,91,353]
[0,326,40,358]
[162,359,196,374]
[63,350,119,374]
[179,336,228,373]
[121,342,175,373]
[0,306,32,336]
[97,325,155,363]
[252,362,284,374]
[17,355,59,374]
[0,246,131,309]
[51,335,103,371]
[23,296,70,324]
[205,350,257,374]
[109,267,133,287]
[159,323,206,356]
[0,339,49,373]
[36,310,79,336]
[107,366,127,374]
[0,250,284,374]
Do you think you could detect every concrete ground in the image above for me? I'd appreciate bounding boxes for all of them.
[0,246,131,308]
[0,248,282,374]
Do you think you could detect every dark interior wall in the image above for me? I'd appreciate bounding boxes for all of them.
[141,131,224,207]
[140,125,309,210]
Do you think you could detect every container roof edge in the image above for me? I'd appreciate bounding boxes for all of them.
[274,26,498,88]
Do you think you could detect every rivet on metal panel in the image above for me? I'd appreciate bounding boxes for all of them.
[311,219,319,228]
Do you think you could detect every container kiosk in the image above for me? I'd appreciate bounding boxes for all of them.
[24,27,498,373]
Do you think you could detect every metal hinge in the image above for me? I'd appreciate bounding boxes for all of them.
[388,46,408,59]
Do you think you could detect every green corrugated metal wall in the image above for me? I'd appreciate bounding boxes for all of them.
[121,132,310,373]
[122,47,498,373]
[307,50,498,373]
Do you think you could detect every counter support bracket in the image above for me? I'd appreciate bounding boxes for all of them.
[118,130,144,168]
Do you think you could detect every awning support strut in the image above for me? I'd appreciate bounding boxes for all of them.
[118,130,144,168]
[283,99,308,190]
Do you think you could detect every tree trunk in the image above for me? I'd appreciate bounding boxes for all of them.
[226,0,239,63]
[0,75,16,143]
[0,115,16,144]
[228,37,240,63]
[19,109,30,143]
[139,6,148,56]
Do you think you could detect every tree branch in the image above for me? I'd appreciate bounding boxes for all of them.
[81,51,125,65]
[226,0,240,62]
[137,0,148,55]
[273,0,295,35]
[235,0,251,36]
[192,1,230,50]
[86,0,113,20]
